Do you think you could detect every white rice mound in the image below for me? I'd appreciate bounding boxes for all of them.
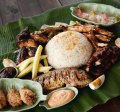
[45,31,93,69]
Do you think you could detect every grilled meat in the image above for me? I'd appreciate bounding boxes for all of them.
[94,27,113,37]
[31,33,48,43]
[16,47,37,64]
[16,27,30,42]
[67,22,113,49]
[86,45,120,77]
[33,68,92,92]
[95,34,111,42]
[17,39,37,48]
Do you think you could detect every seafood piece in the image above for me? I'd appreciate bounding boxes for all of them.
[17,39,37,48]
[0,90,7,109]
[86,45,120,77]
[33,68,92,92]
[0,67,17,78]
[19,87,36,105]
[89,75,105,90]
[16,27,30,42]
[7,89,22,107]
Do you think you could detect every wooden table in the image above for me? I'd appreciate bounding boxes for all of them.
[0,0,120,112]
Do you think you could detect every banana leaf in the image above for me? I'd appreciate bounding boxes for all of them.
[0,0,120,112]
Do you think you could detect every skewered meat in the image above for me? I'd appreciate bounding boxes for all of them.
[19,87,36,105]
[16,47,37,64]
[86,45,120,77]
[16,27,30,42]
[33,68,92,92]
[7,89,22,107]
[0,90,7,109]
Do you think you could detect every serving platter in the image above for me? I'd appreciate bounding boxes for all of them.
[0,0,120,112]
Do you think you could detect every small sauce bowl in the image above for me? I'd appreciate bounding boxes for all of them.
[39,86,78,110]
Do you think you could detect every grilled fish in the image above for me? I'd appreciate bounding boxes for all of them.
[33,68,92,92]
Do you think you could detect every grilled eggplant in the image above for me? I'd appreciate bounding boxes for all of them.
[16,47,37,64]
[16,27,30,42]
[33,68,92,92]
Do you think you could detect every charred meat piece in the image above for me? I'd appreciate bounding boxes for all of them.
[86,45,120,77]
[67,24,95,33]
[16,27,30,42]
[33,68,92,92]
[94,27,113,37]
[30,33,48,43]
[16,47,28,64]
[7,89,22,107]
[0,90,7,109]
[83,32,109,49]
[16,47,37,64]
[95,34,111,42]
[17,39,37,48]
[30,26,66,44]
[28,47,37,57]
[19,87,36,105]
[83,32,98,49]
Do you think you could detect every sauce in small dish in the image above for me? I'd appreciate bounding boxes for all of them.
[39,86,78,110]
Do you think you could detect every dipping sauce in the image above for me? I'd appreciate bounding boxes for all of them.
[48,89,75,107]
[74,8,120,24]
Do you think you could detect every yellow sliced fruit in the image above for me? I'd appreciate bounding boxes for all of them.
[17,63,33,78]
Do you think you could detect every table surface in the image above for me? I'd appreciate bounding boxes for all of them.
[0,0,120,112]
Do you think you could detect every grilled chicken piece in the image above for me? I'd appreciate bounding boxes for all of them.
[16,27,30,42]
[16,47,37,64]
[33,68,92,92]
[17,39,37,48]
